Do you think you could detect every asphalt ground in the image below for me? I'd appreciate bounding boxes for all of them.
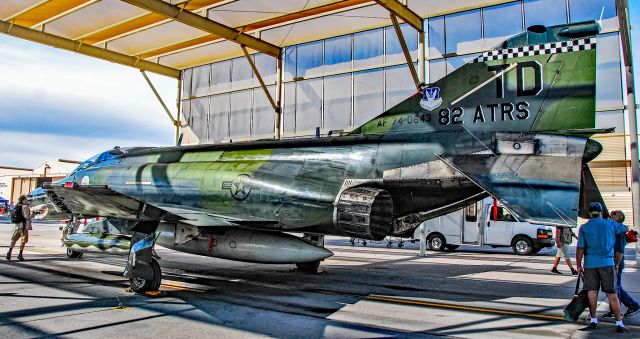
[0,219,639,338]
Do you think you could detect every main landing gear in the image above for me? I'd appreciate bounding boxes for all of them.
[125,234,162,294]
[129,258,161,293]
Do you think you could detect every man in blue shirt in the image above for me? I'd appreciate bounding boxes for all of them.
[603,210,640,319]
[576,202,629,333]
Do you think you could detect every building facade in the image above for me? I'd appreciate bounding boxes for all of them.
[179,0,631,219]
[1,160,80,204]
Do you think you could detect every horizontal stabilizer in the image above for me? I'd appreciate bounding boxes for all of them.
[438,134,591,227]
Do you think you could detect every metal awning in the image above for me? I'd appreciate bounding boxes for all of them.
[0,0,514,78]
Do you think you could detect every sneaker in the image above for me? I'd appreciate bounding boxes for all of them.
[603,311,615,319]
[589,322,598,329]
[571,268,578,275]
[17,254,24,261]
[5,252,10,260]
[551,267,562,274]
[624,306,640,317]
[616,325,628,333]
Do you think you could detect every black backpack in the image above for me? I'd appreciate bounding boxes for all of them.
[10,204,25,224]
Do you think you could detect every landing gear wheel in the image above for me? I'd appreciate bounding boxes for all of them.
[512,236,534,255]
[427,234,446,251]
[296,260,320,273]
[349,238,355,246]
[129,258,161,294]
[445,245,459,251]
[397,240,404,248]
[66,247,83,258]
[361,240,367,247]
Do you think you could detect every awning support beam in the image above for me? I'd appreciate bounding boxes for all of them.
[241,46,279,113]
[0,20,180,78]
[374,0,423,32]
[140,70,178,126]
[122,0,281,58]
[390,14,420,89]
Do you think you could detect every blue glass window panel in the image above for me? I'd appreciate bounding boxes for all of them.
[524,0,568,28]
[232,57,253,90]
[296,40,323,78]
[284,46,296,81]
[570,0,616,23]
[211,60,231,92]
[429,59,446,83]
[190,97,209,141]
[283,82,296,135]
[385,64,416,110]
[428,16,445,59]
[324,73,352,131]
[385,23,418,64]
[446,54,480,74]
[252,86,276,138]
[229,90,253,140]
[253,53,277,86]
[445,9,482,55]
[353,68,384,126]
[181,68,192,97]
[353,28,384,69]
[483,2,523,49]
[208,93,230,142]
[295,78,323,134]
[324,35,352,74]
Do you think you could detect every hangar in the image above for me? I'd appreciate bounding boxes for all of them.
[0,0,635,219]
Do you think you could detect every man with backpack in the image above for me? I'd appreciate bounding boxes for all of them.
[551,226,578,275]
[6,195,33,261]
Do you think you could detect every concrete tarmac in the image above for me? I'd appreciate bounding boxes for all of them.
[0,220,639,338]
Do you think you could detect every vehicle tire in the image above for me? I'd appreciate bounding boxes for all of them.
[427,234,446,251]
[296,260,320,273]
[445,245,459,251]
[66,247,83,259]
[512,236,534,255]
[129,258,161,294]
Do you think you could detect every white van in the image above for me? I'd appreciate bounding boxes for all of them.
[413,199,555,255]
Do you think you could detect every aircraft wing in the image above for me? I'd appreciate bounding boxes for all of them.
[44,184,278,227]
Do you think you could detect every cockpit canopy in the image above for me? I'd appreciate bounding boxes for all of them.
[73,147,133,173]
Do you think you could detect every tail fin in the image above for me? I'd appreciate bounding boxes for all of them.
[354,21,600,135]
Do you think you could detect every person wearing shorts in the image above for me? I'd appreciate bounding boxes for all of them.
[551,226,577,275]
[576,202,628,333]
[6,195,33,261]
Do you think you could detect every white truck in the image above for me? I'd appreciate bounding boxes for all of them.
[412,199,555,255]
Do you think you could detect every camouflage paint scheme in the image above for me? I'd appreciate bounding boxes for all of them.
[30,21,605,262]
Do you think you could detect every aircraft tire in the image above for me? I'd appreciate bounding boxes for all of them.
[296,260,320,273]
[427,234,446,251]
[66,247,83,259]
[129,258,161,293]
[512,236,534,255]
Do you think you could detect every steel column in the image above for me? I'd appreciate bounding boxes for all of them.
[176,78,182,145]
[616,0,640,266]
[418,30,425,83]
[390,14,420,89]
[275,57,284,140]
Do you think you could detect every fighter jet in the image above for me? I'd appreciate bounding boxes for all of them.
[29,21,606,293]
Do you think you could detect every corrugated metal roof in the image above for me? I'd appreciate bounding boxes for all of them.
[0,0,514,76]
